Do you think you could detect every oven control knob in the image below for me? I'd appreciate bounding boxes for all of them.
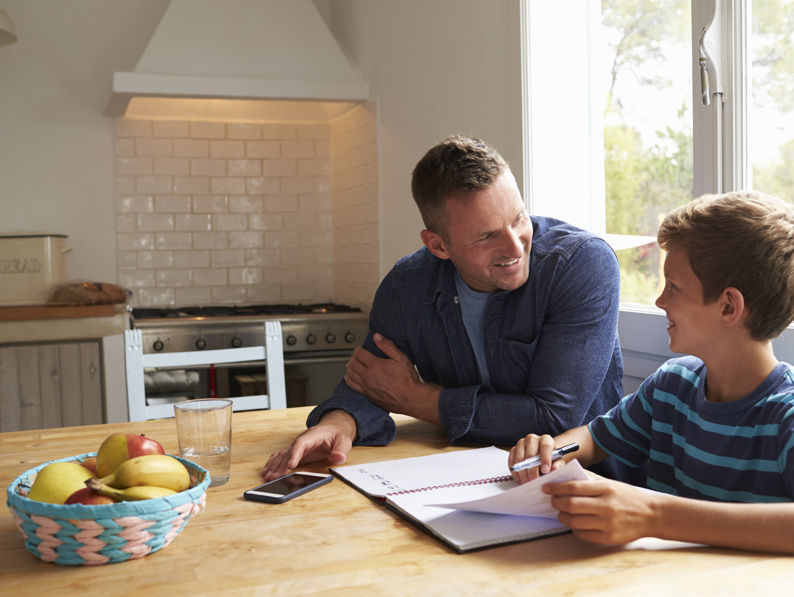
[195,338,207,350]
[285,335,297,346]
[325,333,336,344]
[306,334,317,345]
[231,336,242,348]
[153,339,165,352]
[344,332,356,344]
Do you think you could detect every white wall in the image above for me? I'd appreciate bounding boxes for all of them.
[0,1,168,283]
[328,0,523,274]
[0,0,522,287]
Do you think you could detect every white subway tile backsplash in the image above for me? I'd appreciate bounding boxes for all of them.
[191,158,226,177]
[155,195,192,213]
[155,232,192,250]
[116,157,153,176]
[173,176,210,195]
[155,158,190,176]
[136,138,172,157]
[157,268,192,287]
[210,140,245,158]
[246,140,280,158]
[138,250,174,269]
[153,120,189,138]
[190,121,225,139]
[228,122,262,140]
[175,214,212,232]
[137,176,172,194]
[192,231,228,250]
[175,287,212,304]
[228,231,264,249]
[192,195,229,213]
[212,214,248,232]
[116,113,378,307]
[138,214,175,231]
[174,139,209,158]
[246,177,281,195]
[211,177,246,195]
[229,196,263,213]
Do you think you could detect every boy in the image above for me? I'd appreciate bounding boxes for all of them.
[509,191,794,553]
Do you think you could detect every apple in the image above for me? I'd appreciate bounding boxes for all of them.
[80,456,98,475]
[64,487,116,505]
[27,461,94,504]
[96,432,165,477]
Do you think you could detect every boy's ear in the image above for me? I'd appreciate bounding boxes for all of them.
[420,229,451,260]
[719,287,746,325]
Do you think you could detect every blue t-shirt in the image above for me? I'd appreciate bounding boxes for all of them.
[589,356,794,502]
[454,271,491,386]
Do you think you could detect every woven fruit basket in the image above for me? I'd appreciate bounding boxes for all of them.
[6,452,210,566]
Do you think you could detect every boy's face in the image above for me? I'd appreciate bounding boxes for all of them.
[655,246,722,356]
[420,170,532,293]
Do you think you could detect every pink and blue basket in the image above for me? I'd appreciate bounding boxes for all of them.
[6,452,210,566]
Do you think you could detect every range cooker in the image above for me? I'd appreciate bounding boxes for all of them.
[130,303,370,408]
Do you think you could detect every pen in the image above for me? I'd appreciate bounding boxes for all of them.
[510,442,579,472]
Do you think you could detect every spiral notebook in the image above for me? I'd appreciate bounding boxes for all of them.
[330,446,589,553]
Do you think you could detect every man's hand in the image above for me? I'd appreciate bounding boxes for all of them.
[544,478,657,545]
[344,333,442,424]
[260,410,356,481]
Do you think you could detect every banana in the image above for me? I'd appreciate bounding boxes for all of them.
[86,477,177,501]
[98,454,190,492]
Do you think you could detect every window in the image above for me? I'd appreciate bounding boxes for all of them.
[522,0,794,378]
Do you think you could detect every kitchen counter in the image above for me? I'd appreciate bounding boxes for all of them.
[0,304,128,343]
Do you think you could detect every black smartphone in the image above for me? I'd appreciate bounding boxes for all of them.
[243,472,333,503]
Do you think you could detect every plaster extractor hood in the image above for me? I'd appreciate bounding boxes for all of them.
[103,0,369,116]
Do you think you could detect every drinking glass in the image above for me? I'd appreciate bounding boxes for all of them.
[174,398,232,487]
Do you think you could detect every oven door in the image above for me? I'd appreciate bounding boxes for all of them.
[142,351,351,409]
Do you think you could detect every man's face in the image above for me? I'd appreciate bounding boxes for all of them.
[421,171,532,292]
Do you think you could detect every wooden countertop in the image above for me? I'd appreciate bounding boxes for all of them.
[2,408,793,595]
[0,303,127,321]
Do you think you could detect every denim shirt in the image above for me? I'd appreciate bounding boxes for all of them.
[307,216,624,451]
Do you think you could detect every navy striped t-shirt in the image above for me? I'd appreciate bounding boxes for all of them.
[588,356,794,502]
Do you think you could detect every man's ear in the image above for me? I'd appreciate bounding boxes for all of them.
[719,287,746,325]
[420,229,450,260]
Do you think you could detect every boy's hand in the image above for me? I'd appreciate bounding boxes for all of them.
[544,478,657,545]
[509,433,563,484]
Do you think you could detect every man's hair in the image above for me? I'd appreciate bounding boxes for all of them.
[411,135,508,234]
[657,190,794,340]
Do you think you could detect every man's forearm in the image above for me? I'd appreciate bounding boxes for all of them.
[317,409,358,441]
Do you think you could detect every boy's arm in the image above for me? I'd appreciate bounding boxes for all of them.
[508,425,607,484]
[546,478,794,554]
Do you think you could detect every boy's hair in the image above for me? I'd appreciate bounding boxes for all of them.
[411,135,508,235]
[657,191,794,340]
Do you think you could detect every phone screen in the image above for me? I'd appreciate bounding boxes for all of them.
[254,473,325,496]
[244,472,332,503]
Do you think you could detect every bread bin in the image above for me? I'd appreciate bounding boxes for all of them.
[0,233,70,306]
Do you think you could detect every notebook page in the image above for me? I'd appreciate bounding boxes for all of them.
[387,482,567,551]
[331,446,510,497]
[428,459,589,517]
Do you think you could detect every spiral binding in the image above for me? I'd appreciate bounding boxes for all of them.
[386,474,513,496]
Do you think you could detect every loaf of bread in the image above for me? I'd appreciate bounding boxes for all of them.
[49,281,129,305]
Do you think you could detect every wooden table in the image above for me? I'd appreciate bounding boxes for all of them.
[1,408,792,595]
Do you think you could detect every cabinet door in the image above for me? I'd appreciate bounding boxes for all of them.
[0,341,103,432]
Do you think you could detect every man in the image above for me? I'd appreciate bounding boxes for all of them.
[262,135,625,481]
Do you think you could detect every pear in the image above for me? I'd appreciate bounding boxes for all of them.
[27,461,95,504]
[96,432,165,477]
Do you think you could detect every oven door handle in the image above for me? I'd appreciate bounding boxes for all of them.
[284,355,351,366]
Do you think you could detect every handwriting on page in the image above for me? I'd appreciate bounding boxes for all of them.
[427,459,590,518]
